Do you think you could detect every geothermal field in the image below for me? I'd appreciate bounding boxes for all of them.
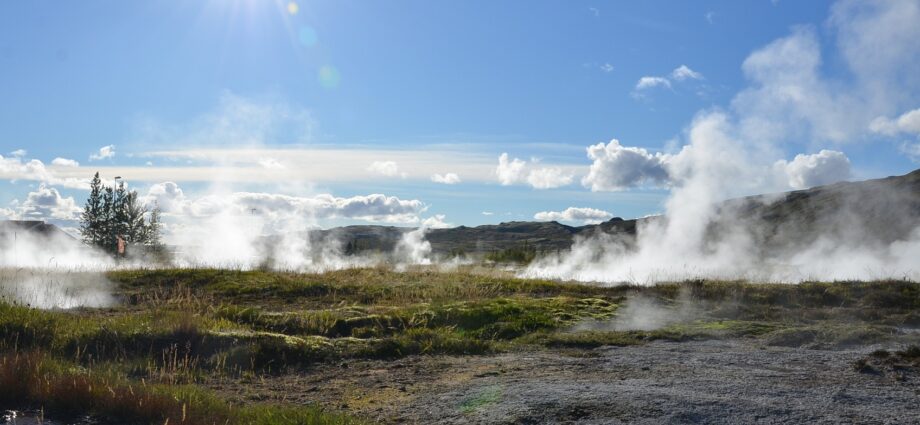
[4,0,920,423]
[2,169,920,424]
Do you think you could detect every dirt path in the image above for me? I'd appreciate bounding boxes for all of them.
[209,339,920,424]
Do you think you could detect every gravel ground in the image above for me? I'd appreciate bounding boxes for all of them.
[212,339,920,424]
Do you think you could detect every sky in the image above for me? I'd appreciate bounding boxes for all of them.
[1,0,920,235]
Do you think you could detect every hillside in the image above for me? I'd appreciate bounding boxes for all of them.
[305,168,920,257]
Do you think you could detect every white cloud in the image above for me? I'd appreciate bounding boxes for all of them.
[670,65,704,81]
[430,173,461,184]
[10,149,26,157]
[635,76,671,90]
[775,150,851,190]
[142,181,186,212]
[534,207,613,224]
[144,182,426,224]
[633,65,706,99]
[496,153,527,185]
[600,63,614,73]
[257,158,286,169]
[51,157,80,167]
[421,214,451,229]
[89,145,116,161]
[901,142,920,162]
[581,139,671,192]
[496,153,574,189]
[870,107,920,136]
[0,155,87,189]
[481,211,494,216]
[15,185,82,221]
[526,167,573,189]
[367,160,407,178]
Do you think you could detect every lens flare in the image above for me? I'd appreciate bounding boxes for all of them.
[286,2,299,15]
[298,26,318,47]
[318,65,341,89]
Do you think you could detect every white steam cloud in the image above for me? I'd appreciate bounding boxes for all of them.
[524,1,920,284]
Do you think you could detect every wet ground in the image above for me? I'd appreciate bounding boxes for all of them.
[209,339,920,424]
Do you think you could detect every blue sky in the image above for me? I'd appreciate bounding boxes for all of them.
[2,0,919,232]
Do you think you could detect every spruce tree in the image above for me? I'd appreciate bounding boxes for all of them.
[79,172,104,246]
[101,185,115,254]
[79,173,163,257]
[121,189,148,244]
[146,205,162,248]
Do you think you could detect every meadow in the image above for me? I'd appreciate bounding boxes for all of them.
[2,267,919,424]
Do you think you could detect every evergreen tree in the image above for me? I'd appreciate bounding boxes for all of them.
[79,172,104,246]
[101,185,115,253]
[146,205,163,248]
[121,189,148,243]
[79,173,163,258]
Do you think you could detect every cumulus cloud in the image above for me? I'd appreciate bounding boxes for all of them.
[13,185,82,221]
[496,153,574,189]
[51,157,80,167]
[421,214,452,229]
[526,167,574,189]
[496,153,526,185]
[10,149,26,157]
[775,150,851,190]
[534,207,613,224]
[870,108,920,136]
[635,76,671,90]
[89,145,115,161]
[670,65,704,81]
[430,173,461,184]
[367,160,406,178]
[142,181,186,212]
[581,139,671,191]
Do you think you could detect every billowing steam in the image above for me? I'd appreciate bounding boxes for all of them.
[522,0,920,285]
[0,270,115,309]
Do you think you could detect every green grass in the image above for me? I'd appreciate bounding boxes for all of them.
[0,351,357,425]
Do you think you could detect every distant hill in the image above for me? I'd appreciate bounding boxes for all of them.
[727,168,920,253]
[308,168,920,258]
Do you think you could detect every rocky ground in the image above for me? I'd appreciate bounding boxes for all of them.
[211,338,920,424]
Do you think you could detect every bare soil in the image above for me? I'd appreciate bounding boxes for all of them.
[207,338,920,424]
